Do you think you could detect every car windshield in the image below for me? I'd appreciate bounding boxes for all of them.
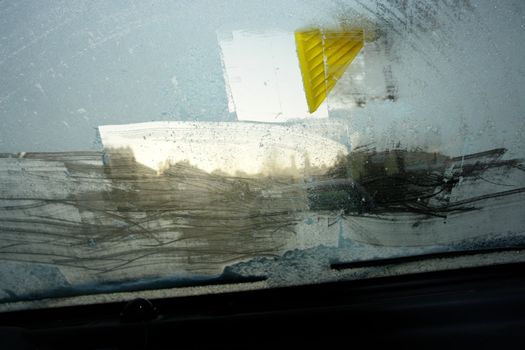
[1,0,524,311]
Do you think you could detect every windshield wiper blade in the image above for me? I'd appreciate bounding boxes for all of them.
[331,246,525,270]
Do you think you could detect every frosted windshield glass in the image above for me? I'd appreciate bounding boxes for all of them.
[1,0,524,309]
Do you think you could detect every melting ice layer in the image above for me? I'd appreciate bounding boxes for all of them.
[98,121,349,176]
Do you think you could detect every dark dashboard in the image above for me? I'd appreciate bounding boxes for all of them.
[1,261,524,349]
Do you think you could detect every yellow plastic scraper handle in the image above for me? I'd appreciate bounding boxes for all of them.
[295,28,364,113]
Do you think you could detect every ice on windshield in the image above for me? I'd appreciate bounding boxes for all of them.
[0,0,524,308]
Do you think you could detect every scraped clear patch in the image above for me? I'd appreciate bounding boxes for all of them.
[98,121,347,175]
[218,30,329,122]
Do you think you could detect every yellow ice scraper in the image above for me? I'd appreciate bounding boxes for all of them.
[295,28,364,113]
